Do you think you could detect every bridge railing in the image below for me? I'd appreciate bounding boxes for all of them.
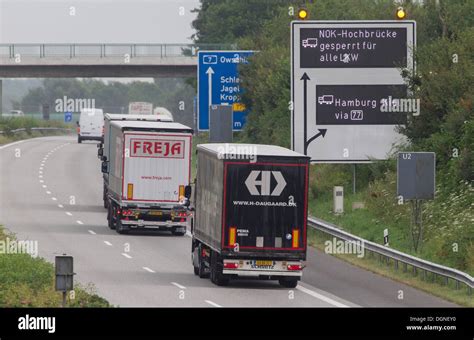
[0,43,234,58]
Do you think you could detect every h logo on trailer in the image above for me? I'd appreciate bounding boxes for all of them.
[245,171,287,196]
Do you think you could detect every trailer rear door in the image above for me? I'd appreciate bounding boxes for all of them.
[222,161,308,252]
[122,132,192,203]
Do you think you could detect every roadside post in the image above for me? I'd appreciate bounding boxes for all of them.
[55,255,75,307]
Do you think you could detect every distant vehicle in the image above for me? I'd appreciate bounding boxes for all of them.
[191,143,310,287]
[302,38,318,48]
[2,110,25,117]
[152,107,174,121]
[318,95,334,105]
[128,102,153,115]
[102,120,193,235]
[99,113,175,209]
[77,108,104,143]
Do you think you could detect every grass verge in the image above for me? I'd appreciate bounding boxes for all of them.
[0,117,73,146]
[0,226,110,307]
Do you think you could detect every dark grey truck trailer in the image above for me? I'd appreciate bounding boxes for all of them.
[191,143,310,287]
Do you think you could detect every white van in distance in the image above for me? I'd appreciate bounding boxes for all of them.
[77,108,104,143]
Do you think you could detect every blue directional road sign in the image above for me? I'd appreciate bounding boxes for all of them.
[198,50,254,131]
[64,112,72,123]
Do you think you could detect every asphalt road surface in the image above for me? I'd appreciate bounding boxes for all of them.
[0,136,457,307]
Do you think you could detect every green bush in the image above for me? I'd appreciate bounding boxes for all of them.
[309,164,352,199]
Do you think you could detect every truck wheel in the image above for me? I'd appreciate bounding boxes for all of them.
[193,266,199,276]
[172,230,186,236]
[278,279,298,288]
[107,204,116,230]
[210,251,229,286]
[197,245,209,279]
[116,220,128,235]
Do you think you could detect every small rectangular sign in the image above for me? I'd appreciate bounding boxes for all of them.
[397,152,436,200]
[209,105,233,143]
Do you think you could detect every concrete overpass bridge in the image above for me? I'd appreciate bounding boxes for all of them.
[0,43,231,78]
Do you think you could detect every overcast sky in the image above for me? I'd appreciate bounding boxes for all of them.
[0,0,200,43]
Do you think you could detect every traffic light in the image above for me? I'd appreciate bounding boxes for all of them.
[297,7,309,20]
[396,6,406,20]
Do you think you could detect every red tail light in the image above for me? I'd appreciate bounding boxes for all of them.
[287,264,302,271]
[224,262,239,269]
[122,210,133,216]
[178,212,187,217]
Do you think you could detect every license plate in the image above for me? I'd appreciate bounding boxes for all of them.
[254,260,274,267]
[148,211,162,216]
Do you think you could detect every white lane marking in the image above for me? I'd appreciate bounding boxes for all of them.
[66,212,72,216]
[52,197,57,201]
[39,171,43,174]
[76,220,84,225]
[58,204,64,208]
[171,282,186,290]
[143,267,155,273]
[205,300,222,308]
[46,191,51,195]
[0,139,25,150]
[39,180,44,183]
[88,230,96,235]
[42,185,47,188]
[39,175,43,178]
[104,241,112,246]
[296,285,349,308]
[121,253,132,259]
[39,167,43,170]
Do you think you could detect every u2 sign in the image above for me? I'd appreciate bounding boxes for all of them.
[397,152,435,200]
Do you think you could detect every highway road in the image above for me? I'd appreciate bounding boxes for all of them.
[0,136,457,307]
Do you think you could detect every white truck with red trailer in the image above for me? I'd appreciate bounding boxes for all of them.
[102,120,193,235]
[191,143,310,287]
